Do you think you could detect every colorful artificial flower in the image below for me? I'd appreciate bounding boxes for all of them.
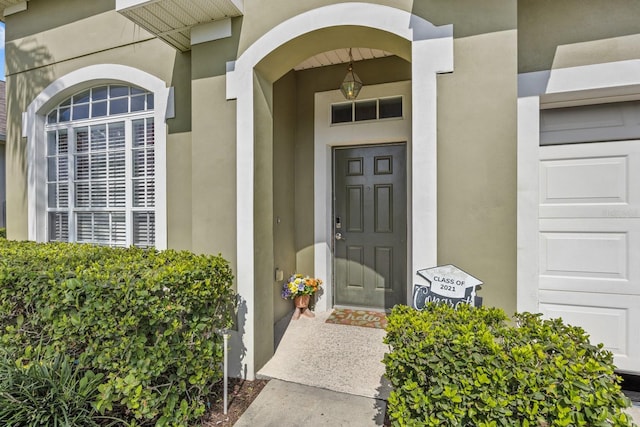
[281,273,323,300]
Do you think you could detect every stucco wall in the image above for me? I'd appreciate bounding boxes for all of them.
[272,71,297,324]
[438,30,518,315]
[518,0,640,73]
[188,19,241,266]
[0,142,5,228]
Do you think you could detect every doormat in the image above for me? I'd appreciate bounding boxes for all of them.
[325,308,387,329]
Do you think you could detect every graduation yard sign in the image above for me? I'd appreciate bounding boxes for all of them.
[412,264,483,310]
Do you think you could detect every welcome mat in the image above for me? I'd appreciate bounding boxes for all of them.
[325,308,387,329]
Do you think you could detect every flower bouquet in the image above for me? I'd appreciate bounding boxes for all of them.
[282,274,323,319]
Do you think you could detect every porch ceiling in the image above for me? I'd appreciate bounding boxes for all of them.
[116,0,243,52]
[294,48,393,71]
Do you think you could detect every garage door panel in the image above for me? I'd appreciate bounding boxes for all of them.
[539,291,640,373]
[540,156,627,204]
[540,141,640,219]
[540,231,627,280]
[539,221,640,295]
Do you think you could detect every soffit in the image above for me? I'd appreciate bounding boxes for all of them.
[0,0,23,21]
[0,0,22,7]
[294,48,393,71]
[117,0,243,52]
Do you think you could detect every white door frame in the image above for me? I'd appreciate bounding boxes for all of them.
[313,82,412,312]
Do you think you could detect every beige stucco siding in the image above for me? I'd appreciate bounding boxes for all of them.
[0,142,5,228]
[518,0,640,73]
[189,32,241,267]
[438,30,518,315]
[6,10,154,76]
[5,75,29,240]
[272,71,297,324]
[166,132,193,251]
[188,74,237,261]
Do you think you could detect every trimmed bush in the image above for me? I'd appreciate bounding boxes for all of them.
[0,228,5,239]
[383,304,636,427]
[0,239,236,426]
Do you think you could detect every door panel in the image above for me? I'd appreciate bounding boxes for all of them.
[539,140,640,373]
[333,144,407,309]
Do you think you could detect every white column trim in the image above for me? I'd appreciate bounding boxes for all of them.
[233,70,256,379]
[410,37,452,286]
[546,60,640,95]
[516,96,540,313]
[24,64,171,249]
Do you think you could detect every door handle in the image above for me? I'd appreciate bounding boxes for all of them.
[335,232,345,241]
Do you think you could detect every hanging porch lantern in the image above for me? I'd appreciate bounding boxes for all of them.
[340,48,363,100]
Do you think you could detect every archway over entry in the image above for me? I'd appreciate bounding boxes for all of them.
[226,2,454,379]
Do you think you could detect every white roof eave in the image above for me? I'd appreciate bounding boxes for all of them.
[116,0,243,52]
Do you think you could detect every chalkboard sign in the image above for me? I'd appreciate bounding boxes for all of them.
[412,265,483,310]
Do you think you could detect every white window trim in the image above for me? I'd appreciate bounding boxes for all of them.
[517,59,640,313]
[23,64,171,249]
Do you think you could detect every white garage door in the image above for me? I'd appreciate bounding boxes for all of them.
[539,136,640,374]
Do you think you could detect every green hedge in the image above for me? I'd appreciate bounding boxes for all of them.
[0,239,236,426]
[383,304,636,427]
[0,228,5,239]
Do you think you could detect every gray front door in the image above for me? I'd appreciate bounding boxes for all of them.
[333,143,407,309]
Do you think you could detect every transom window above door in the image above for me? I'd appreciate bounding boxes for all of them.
[45,85,156,248]
[331,96,403,124]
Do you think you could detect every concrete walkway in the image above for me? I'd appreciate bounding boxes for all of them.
[235,310,390,426]
[234,309,640,426]
[626,405,640,424]
[233,379,386,427]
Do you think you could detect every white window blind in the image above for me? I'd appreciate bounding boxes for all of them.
[45,85,155,248]
[46,129,70,242]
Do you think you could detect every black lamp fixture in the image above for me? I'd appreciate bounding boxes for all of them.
[340,48,363,100]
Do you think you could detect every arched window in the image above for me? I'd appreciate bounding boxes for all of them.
[44,84,155,247]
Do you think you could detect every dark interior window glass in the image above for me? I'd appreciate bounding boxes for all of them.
[110,85,129,98]
[130,95,146,112]
[355,100,377,121]
[73,90,90,104]
[59,107,71,122]
[379,97,402,119]
[331,103,352,124]
[109,98,129,115]
[92,101,107,118]
[73,104,90,120]
[92,86,108,100]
